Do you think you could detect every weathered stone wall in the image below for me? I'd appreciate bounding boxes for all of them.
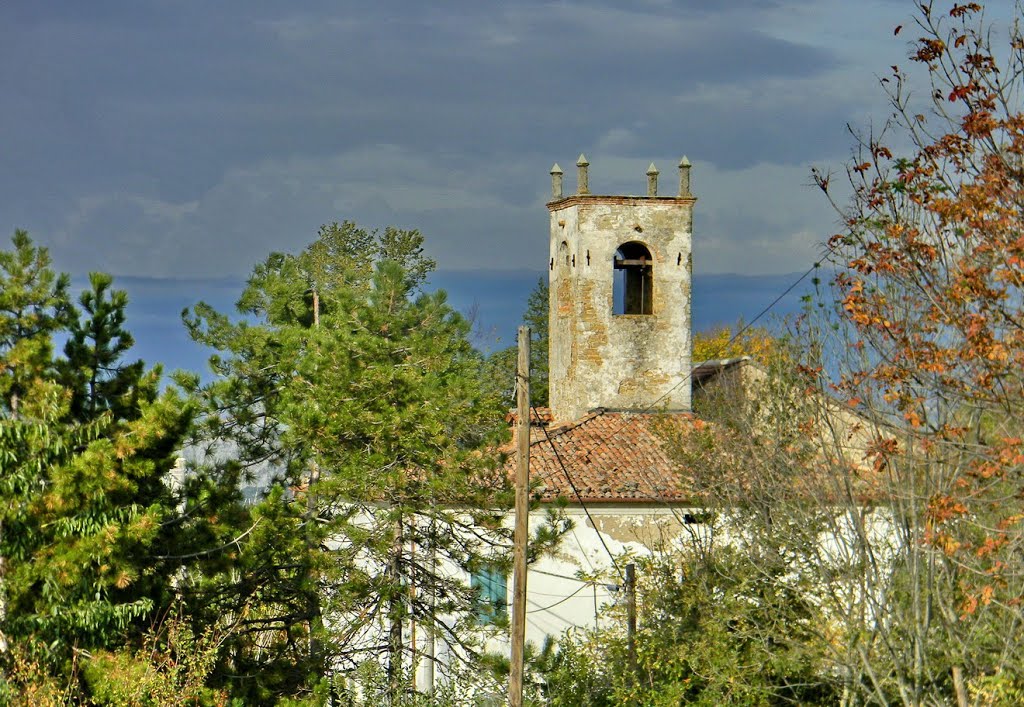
[548,194,695,423]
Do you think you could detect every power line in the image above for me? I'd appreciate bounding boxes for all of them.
[525,586,592,599]
[567,526,597,573]
[530,248,838,530]
[532,404,626,583]
[584,255,830,455]
[530,567,594,583]
[527,583,591,613]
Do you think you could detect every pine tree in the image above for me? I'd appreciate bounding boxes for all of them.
[523,278,549,408]
[0,232,196,693]
[60,272,147,422]
[181,223,541,702]
[0,230,72,418]
[485,277,550,408]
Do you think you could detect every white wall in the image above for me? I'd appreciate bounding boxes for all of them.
[471,503,695,671]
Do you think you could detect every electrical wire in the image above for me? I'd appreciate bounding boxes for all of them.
[526,247,839,532]
[578,255,831,457]
[532,404,626,583]
[525,586,593,598]
[530,567,593,583]
[527,582,592,613]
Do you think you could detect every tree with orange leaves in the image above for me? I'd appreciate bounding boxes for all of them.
[799,1,1024,703]
[655,4,1024,705]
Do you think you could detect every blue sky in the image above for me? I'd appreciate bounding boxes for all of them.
[2,1,1013,369]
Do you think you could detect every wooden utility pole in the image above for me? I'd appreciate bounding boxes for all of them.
[625,562,637,683]
[509,326,531,707]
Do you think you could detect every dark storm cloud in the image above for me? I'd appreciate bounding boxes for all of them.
[2,0,837,178]
[0,0,867,278]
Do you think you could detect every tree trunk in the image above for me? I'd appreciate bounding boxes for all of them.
[387,516,404,704]
[952,665,968,707]
[0,546,7,654]
[305,462,324,681]
[306,287,324,682]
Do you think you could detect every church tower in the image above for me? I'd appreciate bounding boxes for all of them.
[547,155,695,423]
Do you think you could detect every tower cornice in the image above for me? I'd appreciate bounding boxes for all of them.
[547,195,697,211]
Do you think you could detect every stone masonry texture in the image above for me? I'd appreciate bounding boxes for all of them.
[548,192,696,423]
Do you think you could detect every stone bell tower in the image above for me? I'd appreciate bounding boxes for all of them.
[547,155,695,423]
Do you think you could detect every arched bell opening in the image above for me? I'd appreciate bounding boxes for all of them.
[613,241,653,315]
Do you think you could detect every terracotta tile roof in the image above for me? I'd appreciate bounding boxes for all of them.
[508,408,699,504]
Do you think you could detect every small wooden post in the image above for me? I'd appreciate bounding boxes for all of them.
[509,326,531,707]
[626,563,637,683]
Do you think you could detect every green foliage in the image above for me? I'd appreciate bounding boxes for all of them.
[523,278,549,407]
[968,671,1024,707]
[181,222,516,702]
[690,322,778,365]
[80,617,231,706]
[2,618,233,707]
[60,272,148,422]
[0,231,197,692]
[0,226,565,704]
[540,551,838,706]
[3,386,193,652]
[0,229,73,416]
[0,636,82,706]
[485,277,549,408]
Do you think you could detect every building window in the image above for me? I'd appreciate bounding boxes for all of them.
[614,241,653,315]
[471,566,507,624]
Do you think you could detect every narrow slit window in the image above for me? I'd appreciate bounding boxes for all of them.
[613,242,653,315]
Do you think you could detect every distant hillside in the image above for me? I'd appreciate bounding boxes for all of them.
[108,269,825,377]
